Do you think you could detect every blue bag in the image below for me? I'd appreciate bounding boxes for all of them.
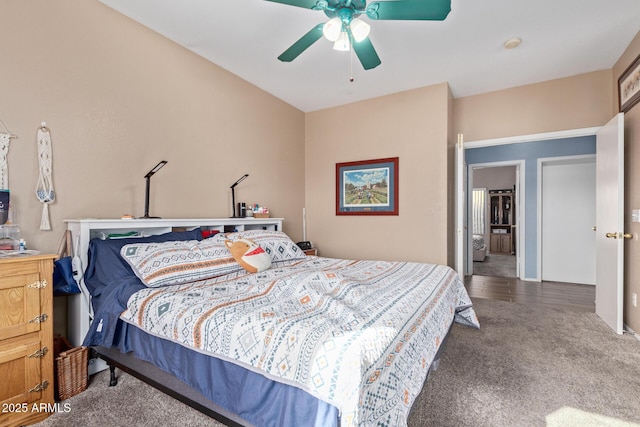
[53,256,81,295]
[53,230,81,296]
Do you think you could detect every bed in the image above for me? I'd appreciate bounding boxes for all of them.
[81,228,479,427]
[472,234,487,262]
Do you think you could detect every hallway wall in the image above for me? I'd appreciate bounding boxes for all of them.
[466,136,595,280]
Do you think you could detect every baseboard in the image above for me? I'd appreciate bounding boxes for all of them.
[623,324,639,341]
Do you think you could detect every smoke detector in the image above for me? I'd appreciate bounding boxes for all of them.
[504,37,522,49]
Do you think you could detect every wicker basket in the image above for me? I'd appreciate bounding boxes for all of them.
[54,336,88,400]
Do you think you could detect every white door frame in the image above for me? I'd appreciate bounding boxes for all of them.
[461,126,600,281]
[537,154,596,283]
[466,160,525,279]
[455,135,465,277]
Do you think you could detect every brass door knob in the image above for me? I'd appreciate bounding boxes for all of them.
[606,232,633,239]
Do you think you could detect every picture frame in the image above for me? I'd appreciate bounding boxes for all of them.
[619,53,640,113]
[336,157,398,216]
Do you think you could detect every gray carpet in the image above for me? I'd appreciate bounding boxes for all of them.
[473,254,517,278]
[411,298,640,427]
[35,298,640,427]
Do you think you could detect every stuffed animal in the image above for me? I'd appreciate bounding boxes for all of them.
[225,238,271,273]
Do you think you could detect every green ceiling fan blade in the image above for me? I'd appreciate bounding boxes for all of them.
[352,37,381,70]
[278,24,325,62]
[366,0,451,21]
[264,0,325,10]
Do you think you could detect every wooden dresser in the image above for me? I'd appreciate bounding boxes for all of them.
[0,254,56,427]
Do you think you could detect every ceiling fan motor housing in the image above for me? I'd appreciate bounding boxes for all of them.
[322,0,367,23]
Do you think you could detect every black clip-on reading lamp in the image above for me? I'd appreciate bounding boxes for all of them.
[230,174,249,218]
[140,160,168,219]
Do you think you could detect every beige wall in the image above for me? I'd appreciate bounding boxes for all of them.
[0,0,306,254]
[473,166,517,191]
[454,70,614,141]
[614,31,640,333]
[305,84,450,265]
[446,87,456,267]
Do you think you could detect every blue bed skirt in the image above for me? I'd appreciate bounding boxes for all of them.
[109,319,340,427]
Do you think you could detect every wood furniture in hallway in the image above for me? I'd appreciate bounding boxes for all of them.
[489,190,514,254]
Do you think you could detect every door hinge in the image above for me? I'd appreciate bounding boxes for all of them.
[29,380,49,393]
[27,280,48,289]
[28,314,49,324]
[28,347,49,358]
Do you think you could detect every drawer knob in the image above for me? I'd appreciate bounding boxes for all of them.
[28,314,49,324]
[27,280,48,289]
[28,347,49,358]
[29,380,49,393]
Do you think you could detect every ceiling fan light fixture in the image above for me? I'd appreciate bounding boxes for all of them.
[323,17,342,42]
[350,18,370,42]
[333,30,350,51]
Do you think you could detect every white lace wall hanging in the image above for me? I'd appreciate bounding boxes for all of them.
[0,118,18,190]
[36,123,55,230]
[0,133,10,190]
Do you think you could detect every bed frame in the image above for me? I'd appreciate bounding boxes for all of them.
[95,346,249,426]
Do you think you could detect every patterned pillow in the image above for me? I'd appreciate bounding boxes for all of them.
[120,239,241,287]
[214,230,305,262]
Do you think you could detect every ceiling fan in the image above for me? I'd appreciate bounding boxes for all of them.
[265,0,451,70]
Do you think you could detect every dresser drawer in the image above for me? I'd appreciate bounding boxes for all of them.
[0,334,48,406]
[0,272,44,341]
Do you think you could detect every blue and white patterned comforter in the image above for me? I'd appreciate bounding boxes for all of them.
[121,256,479,426]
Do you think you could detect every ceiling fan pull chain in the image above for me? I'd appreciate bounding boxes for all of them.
[349,44,355,83]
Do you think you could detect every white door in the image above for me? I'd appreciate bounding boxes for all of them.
[595,113,625,334]
[542,159,596,284]
[455,134,465,277]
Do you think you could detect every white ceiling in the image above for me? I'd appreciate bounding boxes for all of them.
[99,0,640,112]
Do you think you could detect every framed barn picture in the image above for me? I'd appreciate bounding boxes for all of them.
[336,157,399,216]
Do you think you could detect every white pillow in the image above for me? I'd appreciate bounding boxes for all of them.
[121,239,241,287]
[214,230,305,262]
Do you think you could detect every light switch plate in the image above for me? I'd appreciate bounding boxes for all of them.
[632,209,640,223]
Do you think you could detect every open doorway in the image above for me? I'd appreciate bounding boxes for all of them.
[468,164,521,278]
[460,129,598,283]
